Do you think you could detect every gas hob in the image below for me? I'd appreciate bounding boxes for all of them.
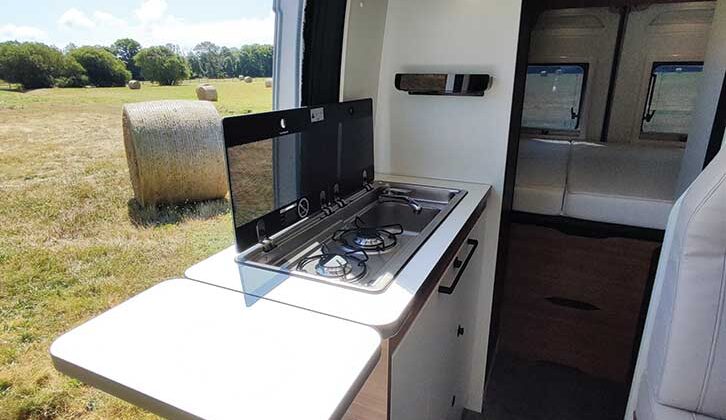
[237,181,466,293]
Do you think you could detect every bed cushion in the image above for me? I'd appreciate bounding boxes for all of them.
[563,143,683,229]
[513,138,571,215]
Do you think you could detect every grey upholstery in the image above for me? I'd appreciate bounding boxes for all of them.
[564,143,683,229]
[512,139,683,229]
[633,147,726,420]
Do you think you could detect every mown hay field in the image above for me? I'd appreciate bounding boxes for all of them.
[0,78,272,419]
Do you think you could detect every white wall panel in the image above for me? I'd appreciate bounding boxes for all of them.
[371,0,522,411]
[340,0,389,113]
[677,0,726,193]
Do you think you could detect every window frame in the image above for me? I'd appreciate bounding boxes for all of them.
[521,62,590,136]
[639,60,704,143]
[272,0,305,207]
[272,0,305,110]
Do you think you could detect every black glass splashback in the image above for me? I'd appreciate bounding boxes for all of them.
[338,100,374,196]
[223,98,373,252]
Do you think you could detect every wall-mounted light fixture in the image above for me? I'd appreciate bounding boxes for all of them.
[394,73,493,96]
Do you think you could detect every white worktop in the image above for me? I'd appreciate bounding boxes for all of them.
[51,278,381,420]
[185,174,490,336]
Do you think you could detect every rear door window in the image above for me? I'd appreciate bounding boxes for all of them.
[641,62,704,142]
[522,64,588,133]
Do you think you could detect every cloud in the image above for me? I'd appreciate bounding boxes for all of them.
[140,13,275,49]
[93,11,128,29]
[128,0,273,48]
[0,24,47,42]
[33,1,273,49]
[58,8,96,29]
[135,0,168,23]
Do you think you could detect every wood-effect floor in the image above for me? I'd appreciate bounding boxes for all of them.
[498,223,660,383]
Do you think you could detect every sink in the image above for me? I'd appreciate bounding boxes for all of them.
[356,202,440,234]
[403,185,459,204]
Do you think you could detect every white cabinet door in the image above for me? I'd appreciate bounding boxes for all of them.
[390,235,480,420]
[390,286,451,420]
[440,237,481,420]
[452,218,488,412]
[429,294,459,420]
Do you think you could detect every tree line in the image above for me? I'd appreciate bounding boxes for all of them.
[0,38,273,90]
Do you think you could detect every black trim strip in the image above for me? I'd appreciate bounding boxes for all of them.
[489,0,543,390]
[511,211,665,242]
[601,6,628,143]
[704,71,726,168]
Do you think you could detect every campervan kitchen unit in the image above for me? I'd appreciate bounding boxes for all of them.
[49,1,726,419]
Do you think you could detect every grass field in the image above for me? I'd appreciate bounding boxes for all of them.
[0,78,272,419]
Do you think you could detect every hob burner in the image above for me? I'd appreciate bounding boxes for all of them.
[316,254,352,277]
[296,244,368,282]
[333,217,403,252]
[353,228,386,248]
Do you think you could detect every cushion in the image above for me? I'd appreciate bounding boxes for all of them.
[636,374,719,420]
[563,143,683,229]
[513,138,571,215]
[644,148,726,418]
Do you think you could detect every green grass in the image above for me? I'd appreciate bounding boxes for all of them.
[0,78,272,419]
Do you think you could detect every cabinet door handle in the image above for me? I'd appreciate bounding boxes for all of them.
[439,238,479,295]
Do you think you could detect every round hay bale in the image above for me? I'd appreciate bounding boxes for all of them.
[128,80,141,89]
[265,78,272,88]
[238,75,245,80]
[196,84,218,101]
[244,76,253,83]
[122,100,227,206]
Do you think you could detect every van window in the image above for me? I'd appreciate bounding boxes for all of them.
[522,64,588,132]
[641,62,704,142]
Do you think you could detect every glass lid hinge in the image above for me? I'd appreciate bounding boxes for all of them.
[255,220,276,252]
[333,184,347,207]
[362,170,374,192]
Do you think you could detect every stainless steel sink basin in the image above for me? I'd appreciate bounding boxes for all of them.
[402,185,459,204]
[357,202,440,233]
[237,181,467,292]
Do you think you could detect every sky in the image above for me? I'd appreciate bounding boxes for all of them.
[0,0,275,51]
